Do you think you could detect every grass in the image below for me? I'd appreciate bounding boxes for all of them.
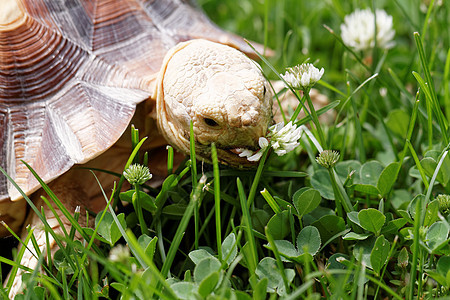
[2,0,450,299]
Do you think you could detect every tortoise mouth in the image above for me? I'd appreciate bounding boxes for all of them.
[162,124,263,168]
[188,138,263,168]
[215,146,260,168]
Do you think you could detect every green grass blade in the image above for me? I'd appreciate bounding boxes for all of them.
[420,0,436,42]
[4,227,35,292]
[166,145,174,175]
[414,32,448,144]
[444,48,450,122]
[331,73,378,153]
[189,120,198,189]
[39,196,69,239]
[295,100,340,127]
[304,89,326,147]
[79,179,115,266]
[406,140,429,190]
[269,79,287,124]
[22,162,100,255]
[0,165,83,276]
[318,80,346,97]
[260,188,281,214]
[93,175,145,268]
[160,176,205,278]
[349,80,366,162]
[323,24,371,74]
[364,273,403,300]
[91,173,176,299]
[412,71,435,148]
[283,281,314,300]
[247,148,269,208]
[394,95,421,186]
[199,169,307,179]
[409,197,422,299]
[130,125,140,164]
[424,149,449,220]
[236,177,258,276]
[211,143,222,261]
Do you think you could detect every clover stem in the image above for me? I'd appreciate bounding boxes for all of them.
[328,169,344,218]
[133,184,149,235]
[327,168,354,216]
[290,92,307,123]
[211,143,222,261]
[166,145,174,175]
[305,89,326,147]
[247,148,269,208]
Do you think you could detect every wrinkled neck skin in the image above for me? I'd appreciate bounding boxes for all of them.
[155,39,273,167]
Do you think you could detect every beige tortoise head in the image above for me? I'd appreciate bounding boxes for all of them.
[0,0,273,234]
[156,39,272,167]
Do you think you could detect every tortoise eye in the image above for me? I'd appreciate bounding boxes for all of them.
[204,118,219,127]
[263,86,267,95]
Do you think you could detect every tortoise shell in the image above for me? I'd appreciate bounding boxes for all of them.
[0,0,258,202]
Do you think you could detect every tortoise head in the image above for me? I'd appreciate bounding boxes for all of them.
[155,39,273,167]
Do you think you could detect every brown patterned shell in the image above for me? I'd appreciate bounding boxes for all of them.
[0,0,258,202]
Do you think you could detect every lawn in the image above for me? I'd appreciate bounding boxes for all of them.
[1,0,450,299]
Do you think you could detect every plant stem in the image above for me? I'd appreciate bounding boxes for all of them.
[211,143,222,261]
[190,121,197,189]
[409,196,421,300]
[305,89,326,147]
[328,169,344,218]
[247,148,269,208]
[160,176,205,278]
[237,178,258,276]
[166,145,174,175]
[133,184,149,235]
[290,92,307,122]
[328,168,354,215]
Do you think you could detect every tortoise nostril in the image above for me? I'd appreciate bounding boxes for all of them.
[204,118,219,127]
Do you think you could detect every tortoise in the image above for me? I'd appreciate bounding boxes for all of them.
[0,0,273,295]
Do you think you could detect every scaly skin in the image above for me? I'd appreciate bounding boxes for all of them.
[155,39,273,167]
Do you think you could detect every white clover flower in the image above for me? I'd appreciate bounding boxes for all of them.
[340,8,395,51]
[238,122,302,161]
[280,63,324,90]
[269,122,302,156]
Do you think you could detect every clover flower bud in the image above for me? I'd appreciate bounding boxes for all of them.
[340,8,395,51]
[109,244,130,263]
[436,194,450,215]
[281,63,324,90]
[123,164,152,185]
[397,247,409,269]
[316,150,340,168]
